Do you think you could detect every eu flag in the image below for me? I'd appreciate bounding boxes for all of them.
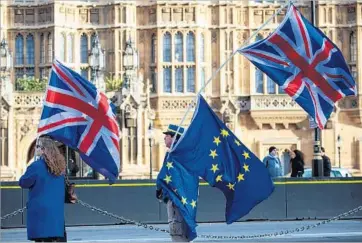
[166,94,274,224]
[156,152,199,241]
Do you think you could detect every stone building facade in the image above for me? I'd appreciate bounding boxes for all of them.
[0,0,362,180]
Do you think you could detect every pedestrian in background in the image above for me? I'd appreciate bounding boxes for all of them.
[19,136,67,242]
[321,147,331,177]
[262,146,283,178]
[289,149,305,177]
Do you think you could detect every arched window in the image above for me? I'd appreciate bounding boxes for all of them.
[80,34,88,63]
[175,67,183,92]
[200,33,205,62]
[186,32,195,62]
[350,32,356,62]
[187,67,195,92]
[26,34,34,65]
[267,76,275,94]
[151,34,156,63]
[175,32,183,62]
[255,68,263,94]
[59,33,65,61]
[163,32,171,62]
[15,34,24,65]
[163,67,171,92]
[67,34,73,63]
[47,33,53,62]
[40,34,45,63]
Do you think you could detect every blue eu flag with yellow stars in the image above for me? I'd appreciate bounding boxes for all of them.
[157,152,199,241]
[157,94,274,240]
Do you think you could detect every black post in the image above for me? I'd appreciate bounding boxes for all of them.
[338,147,341,168]
[311,0,324,177]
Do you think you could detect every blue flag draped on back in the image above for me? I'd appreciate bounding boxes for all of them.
[239,4,356,129]
[157,153,199,241]
[157,94,274,239]
[38,60,120,183]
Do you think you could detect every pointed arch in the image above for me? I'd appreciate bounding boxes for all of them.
[163,32,171,62]
[175,32,183,62]
[186,32,195,62]
[15,34,24,65]
[26,34,35,65]
[80,33,88,63]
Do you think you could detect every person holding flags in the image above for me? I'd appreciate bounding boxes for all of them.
[156,124,194,242]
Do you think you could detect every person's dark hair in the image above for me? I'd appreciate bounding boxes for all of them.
[170,133,182,141]
[293,149,305,165]
[321,147,325,153]
[269,146,277,154]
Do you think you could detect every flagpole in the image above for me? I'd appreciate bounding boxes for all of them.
[169,0,292,152]
[33,60,54,161]
[310,0,324,177]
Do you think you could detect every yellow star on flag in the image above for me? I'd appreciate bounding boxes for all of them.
[216,174,223,182]
[220,129,229,137]
[243,163,250,172]
[210,164,219,173]
[227,182,235,191]
[164,175,172,184]
[237,173,245,182]
[190,200,197,208]
[209,149,218,159]
[235,139,241,146]
[181,196,188,205]
[166,161,173,170]
[242,151,250,159]
[213,136,221,146]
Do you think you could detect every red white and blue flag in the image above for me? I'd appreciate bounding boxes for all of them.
[38,60,120,182]
[239,4,356,129]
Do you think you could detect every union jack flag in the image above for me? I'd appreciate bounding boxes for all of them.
[239,4,356,129]
[38,60,120,182]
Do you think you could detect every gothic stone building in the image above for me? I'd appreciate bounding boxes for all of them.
[0,0,362,180]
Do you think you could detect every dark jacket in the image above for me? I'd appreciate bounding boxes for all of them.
[322,155,331,176]
[290,158,304,177]
[19,158,65,240]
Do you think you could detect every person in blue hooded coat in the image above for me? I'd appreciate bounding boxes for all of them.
[262,146,283,178]
[19,136,67,242]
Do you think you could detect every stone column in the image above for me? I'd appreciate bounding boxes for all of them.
[136,107,142,166]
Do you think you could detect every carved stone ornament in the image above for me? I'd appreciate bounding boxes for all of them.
[125,104,137,119]
[161,99,196,110]
[0,102,9,118]
[223,108,233,123]
[13,93,44,108]
[147,109,155,120]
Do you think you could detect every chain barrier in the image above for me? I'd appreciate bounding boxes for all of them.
[2,199,362,240]
[76,200,170,234]
[0,207,26,221]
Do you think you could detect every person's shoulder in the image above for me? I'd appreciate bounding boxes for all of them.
[30,158,47,170]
